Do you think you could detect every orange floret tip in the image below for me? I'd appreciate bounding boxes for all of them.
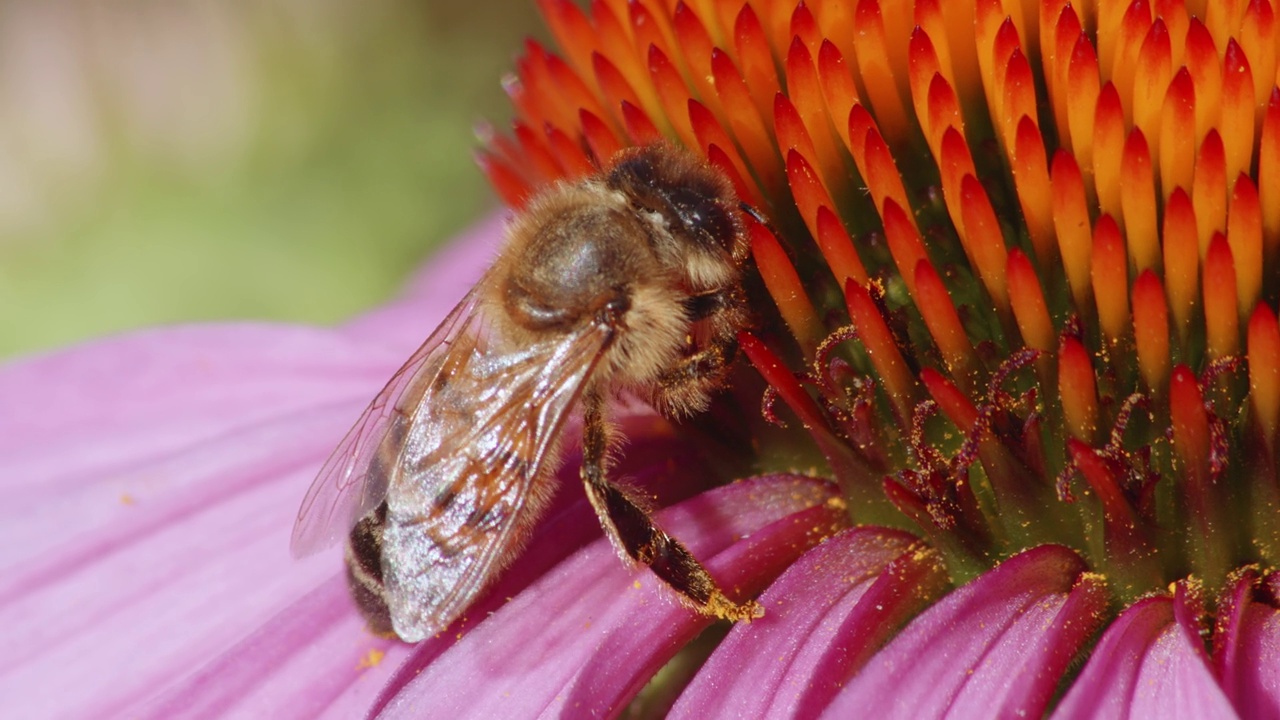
[1163,188,1200,340]
[647,45,698,150]
[817,39,859,151]
[579,109,624,166]
[881,198,929,302]
[815,206,868,287]
[1203,233,1240,361]
[1012,115,1055,265]
[1051,150,1094,312]
[1185,19,1222,145]
[1133,19,1173,161]
[850,105,912,227]
[1093,214,1131,344]
[924,72,963,161]
[709,49,781,195]
[958,174,1011,313]
[747,216,822,352]
[914,259,977,380]
[785,38,843,192]
[1159,68,1197,199]
[1248,303,1280,444]
[1066,33,1102,176]
[1193,129,1228,254]
[1058,335,1099,442]
[852,0,911,146]
[619,100,662,145]
[1228,173,1263,318]
[1094,82,1127,222]
[846,279,915,423]
[1121,129,1159,273]
[1048,3,1083,152]
[1261,89,1280,247]
[1170,364,1211,490]
[1006,248,1054,353]
[919,367,979,433]
[732,4,782,123]
[1133,269,1172,393]
[1221,40,1256,187]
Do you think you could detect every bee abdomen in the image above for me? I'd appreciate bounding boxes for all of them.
[345,502,394,636]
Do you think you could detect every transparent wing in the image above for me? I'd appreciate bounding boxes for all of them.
[380,317,614,640]
[290,289,484,557]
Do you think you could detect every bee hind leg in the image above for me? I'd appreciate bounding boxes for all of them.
[579,390,763,623]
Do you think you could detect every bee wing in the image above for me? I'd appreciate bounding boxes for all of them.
[380,316,614,641]
[290,289,485,557]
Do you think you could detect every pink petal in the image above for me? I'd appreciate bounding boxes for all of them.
[0,218,526,718]
[669,526,948,718]
[823,545,1109,719]
[1214,571,1280,718]
[375,474,849,718]
[1053,589,1236,718]
[128,431,718,719]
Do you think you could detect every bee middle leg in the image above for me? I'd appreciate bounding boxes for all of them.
[653,287,747,416]
[579,390,763,622]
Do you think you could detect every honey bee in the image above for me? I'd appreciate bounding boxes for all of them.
[290,144,762,642]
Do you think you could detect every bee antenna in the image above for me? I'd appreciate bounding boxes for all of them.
[738,202,769,225]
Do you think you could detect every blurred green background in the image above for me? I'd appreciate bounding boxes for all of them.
[0,0,545,357]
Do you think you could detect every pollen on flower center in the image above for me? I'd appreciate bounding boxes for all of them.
[480,0,1280,605]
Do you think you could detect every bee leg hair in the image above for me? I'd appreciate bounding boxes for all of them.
[579,389,763,622]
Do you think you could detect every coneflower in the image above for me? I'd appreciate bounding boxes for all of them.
[5,0,1280,717]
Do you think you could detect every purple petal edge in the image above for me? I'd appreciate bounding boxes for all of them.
[823,545,1107,720]
[1216,570,1280,718]
[1054,589,1236,719]
[375,474,848,719]
[669,526,947,719]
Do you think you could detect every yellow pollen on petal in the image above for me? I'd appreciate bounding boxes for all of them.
[356,648,385,671]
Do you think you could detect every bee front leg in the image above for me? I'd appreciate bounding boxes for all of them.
[579,390,763,623]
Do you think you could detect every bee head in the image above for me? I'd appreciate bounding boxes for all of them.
[606,144,742,255]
